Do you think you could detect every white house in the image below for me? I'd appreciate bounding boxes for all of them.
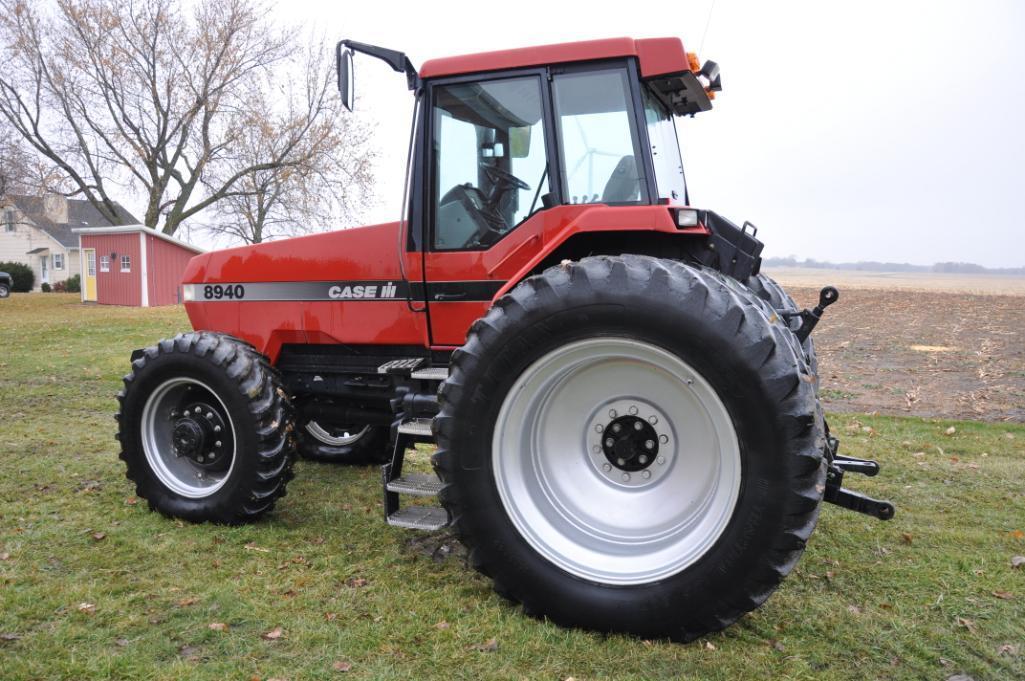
[0,193,139,291]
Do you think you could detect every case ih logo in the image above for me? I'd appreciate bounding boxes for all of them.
[328,282,399,299]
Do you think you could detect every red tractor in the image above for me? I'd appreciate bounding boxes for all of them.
[116,37,893,641]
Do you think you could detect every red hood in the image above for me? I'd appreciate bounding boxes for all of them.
[182,222,402,284]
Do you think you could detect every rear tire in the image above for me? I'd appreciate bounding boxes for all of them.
[296,420,389,464]
[747,273,819,387]
[434,256,825,641]
[116,332,295,524]
[0,283,9,298]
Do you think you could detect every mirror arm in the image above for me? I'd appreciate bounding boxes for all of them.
[340,39,420,90]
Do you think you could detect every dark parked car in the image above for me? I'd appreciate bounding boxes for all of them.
[0,271,11,298]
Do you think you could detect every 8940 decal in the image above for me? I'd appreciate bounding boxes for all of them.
[203,284,245,300]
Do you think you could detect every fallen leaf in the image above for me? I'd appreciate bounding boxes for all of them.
[261,626,284,641]
[115,638,130,647]
[177,597,198,607]
[91,532,106,542]
[1,633,21,642]
[1009,530,1024,540]
[331,661,353,672]
[901,532,913,545]
[77,602,96,614]
[345,577,368,588]
[1011,555,1025,569]
[311,536,326,545]
[704,641,716,650]
[435,621,450,630]
[0,552,10,561]
[178,644,200,661]
[911,451,926,458]
[770,639,785,652]
[244,542,269,553]
[847,604,862,615]
[324,612,338,621]
[998,643,1020,656]
[956,616,977,634]
[208,622,229,632]
[471,637,498,652]
[945,675,975,681]
[124,497,137,506]
[945,426,957,436]
[991,591,1014,600]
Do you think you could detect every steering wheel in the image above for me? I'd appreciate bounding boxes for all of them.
[480,163,530,192]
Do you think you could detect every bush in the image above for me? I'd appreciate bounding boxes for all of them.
[0,261,35,292]
[41,282,52,293]
[65,274,81,293]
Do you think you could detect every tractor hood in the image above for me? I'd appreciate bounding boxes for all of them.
[181,221,403,286]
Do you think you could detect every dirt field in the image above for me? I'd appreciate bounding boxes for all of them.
[769,270,1025,422]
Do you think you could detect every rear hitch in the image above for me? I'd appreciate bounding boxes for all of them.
[822,433,896,521]
[781,286,839,342]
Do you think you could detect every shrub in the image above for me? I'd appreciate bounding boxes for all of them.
[53,280,66,293]
[0,261,35,292]
[61,275,80,293]
[41,282,52,293]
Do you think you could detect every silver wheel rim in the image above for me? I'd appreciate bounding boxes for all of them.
[140,378,237,498]
[492,337,742,585]
[305,422,371,447]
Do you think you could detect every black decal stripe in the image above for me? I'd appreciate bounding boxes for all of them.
[186,280,506,303]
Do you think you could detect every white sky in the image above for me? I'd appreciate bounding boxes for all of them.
[258,0,1024,267]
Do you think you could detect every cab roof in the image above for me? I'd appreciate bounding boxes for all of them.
[419,37,691,80]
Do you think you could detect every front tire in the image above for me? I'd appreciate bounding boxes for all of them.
[434,256,825,641]
[116,332,295,524]
[0,283,9,298]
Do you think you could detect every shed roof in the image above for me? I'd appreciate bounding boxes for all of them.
[73,225,205,254]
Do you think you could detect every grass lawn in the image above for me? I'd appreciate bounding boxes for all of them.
[1,293,1023,680]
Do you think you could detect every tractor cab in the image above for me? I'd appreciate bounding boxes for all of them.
[339,38,719,248]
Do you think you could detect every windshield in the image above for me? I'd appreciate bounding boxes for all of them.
[642,87,687,203]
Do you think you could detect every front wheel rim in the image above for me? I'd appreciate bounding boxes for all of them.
[140,377,237,498]
[492,337,742,585]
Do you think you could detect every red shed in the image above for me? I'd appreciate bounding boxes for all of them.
[73,225,204,307]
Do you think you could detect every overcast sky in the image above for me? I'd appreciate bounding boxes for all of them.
[265,0,1024,268]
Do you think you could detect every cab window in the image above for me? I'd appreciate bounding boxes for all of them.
[643,87,687,202]
[552,67,648,205]
[432,76,550,250]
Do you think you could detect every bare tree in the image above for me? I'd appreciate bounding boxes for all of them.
[201,43,375,244]
[0,0,351,236]
[0,119,63,196]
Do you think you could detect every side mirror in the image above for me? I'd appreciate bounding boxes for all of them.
[336,43,354,111]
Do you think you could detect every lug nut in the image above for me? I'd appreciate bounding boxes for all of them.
[648,415,658,425]
[602,463,612,472]
[642,470,652,479]
[170,410,178,417]
[214,425,221,433]
[617,458,626,466]
[639,455,648,465]
[629,406,638,415]
[657,456,666,465]
[608,409,617,418]
[215,440,222,448]
[605,438,615,448]
[197,455,205,462]
[595,424,604,433]
[194,407,202,414]
[634,421,643,431]
[621,473,630,482]
[645,440,655,450]
[592,445,600,453]
[612,423,622,433]
[659,434,669,444]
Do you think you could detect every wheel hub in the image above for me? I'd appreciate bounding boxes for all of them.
[171,401,230,469]
[588,399,674,488]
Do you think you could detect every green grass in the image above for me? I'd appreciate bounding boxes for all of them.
[1,293,1024,680]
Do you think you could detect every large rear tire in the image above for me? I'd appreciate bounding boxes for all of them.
[296,420,389,464]
[434,256,825,641]
[116,332,295,524]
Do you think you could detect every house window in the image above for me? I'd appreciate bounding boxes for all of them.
[120,255,131,272]
[3,209,14,232]
[100,256,110,272]
[53,253,64,270]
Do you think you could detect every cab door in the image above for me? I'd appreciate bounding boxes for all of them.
[423,70,557,346]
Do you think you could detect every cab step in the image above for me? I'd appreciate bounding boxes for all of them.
[397,418,433,437]
[386,472,444,496]
[410,366,449,381]
[385,506,449,531]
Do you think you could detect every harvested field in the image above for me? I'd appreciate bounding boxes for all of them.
[771,271,1025,422]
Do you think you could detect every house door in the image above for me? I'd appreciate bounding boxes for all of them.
[40,255,49,285]
[83,249,97,302]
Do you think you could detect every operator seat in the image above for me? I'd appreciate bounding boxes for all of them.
[601,155,641,203]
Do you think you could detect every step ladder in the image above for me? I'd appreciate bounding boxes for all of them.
[379,360,450,531]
